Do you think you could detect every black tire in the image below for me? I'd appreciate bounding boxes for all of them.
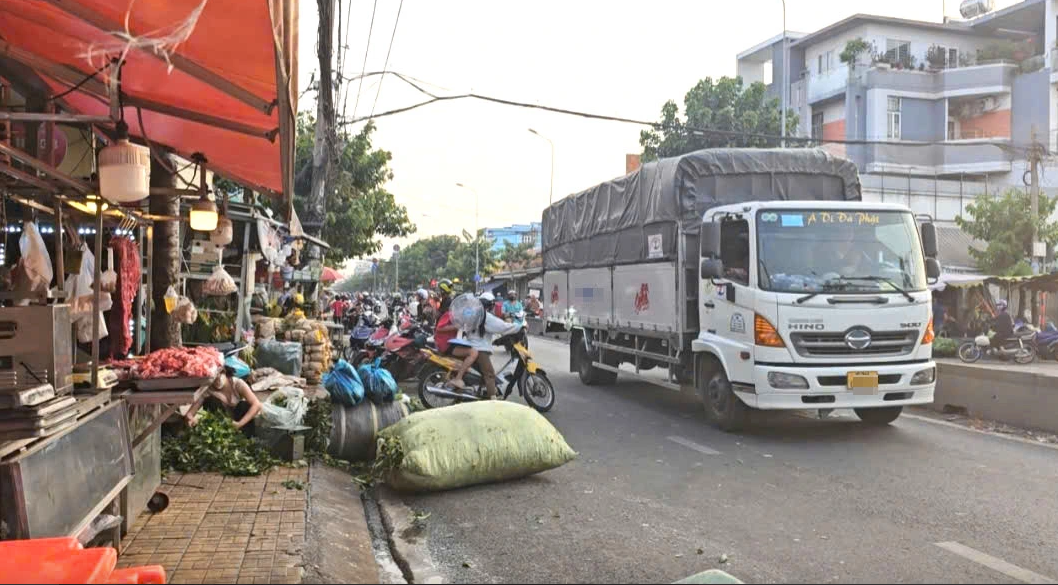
[701,362,750,432]
[1014,346,1037,364]
[957,342,982,363]
[854,406,903,425]
[417,364,458,410]
[521,372,555,412]
[575,339,617,386]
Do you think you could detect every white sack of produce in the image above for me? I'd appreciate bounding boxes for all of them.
[379,401,576,493]
[18,221,52,293]
[204,265,238,296]
[260,386,308,429]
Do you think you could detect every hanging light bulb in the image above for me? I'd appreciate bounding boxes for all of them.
[69,194,110,215]
[189,192,218,231]
[98,121,151,203]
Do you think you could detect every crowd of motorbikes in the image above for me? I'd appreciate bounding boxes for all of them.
[954,315,1058,364]
[332,292,555,412]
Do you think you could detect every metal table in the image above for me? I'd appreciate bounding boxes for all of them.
[120,385,211,448]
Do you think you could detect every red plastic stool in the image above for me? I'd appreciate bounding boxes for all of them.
[0,537,165,585]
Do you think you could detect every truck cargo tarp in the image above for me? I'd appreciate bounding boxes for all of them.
[542,149,861,271]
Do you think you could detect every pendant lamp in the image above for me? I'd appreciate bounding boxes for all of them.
[98,121,150,203]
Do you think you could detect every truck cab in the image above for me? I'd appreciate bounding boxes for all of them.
[694,201,942,429]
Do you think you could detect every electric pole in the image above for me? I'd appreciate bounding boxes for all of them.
[1029,126,1043,323]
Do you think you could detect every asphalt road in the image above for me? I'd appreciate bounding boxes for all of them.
[397,337,1058,584]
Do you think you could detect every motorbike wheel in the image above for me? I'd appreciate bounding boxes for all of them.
[350,350,374,368]
[957,342,982,363]
[520,372,555,413]
[1015,346,1037,364]
[417,364,459,410]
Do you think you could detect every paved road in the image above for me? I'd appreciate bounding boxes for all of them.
[398,337,1058,584]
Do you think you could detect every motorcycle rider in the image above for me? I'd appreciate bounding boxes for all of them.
[502,290,524,324]
[991,299,1015,350]
[462,292,521,399]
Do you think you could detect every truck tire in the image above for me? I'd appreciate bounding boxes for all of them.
[853,406,903,425]
[575,338,617,386]
[700,358,750,432]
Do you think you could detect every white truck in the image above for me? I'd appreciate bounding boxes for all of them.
[541,149,941,430]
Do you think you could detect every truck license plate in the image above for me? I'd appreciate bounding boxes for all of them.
[847,371,879,395]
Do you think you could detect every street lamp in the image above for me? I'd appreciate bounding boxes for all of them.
[528,128,555,205]
[455,182,480,292]
[780,0,787,148]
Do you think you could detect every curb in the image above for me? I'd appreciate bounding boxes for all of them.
[376,487,445,584]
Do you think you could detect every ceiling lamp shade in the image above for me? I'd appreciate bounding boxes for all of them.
[98,124,151,203]
[189,194,218,231]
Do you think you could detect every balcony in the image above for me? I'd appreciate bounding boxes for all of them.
[863,62,1017,97]
[807,66,848,104]
[860,140,1012,176]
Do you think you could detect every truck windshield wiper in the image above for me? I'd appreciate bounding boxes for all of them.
[840,275,915,302]
[795,281,851,304]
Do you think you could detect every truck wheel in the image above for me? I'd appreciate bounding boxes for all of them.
[854,406,903,425]
[702,363,750,432]
[576,340,617,386]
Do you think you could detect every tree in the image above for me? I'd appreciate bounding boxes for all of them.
[292,114,415,265]
[371,232,500,291]
[955,189,1058,275]
[639,76,800,162]
[500,241,535,271]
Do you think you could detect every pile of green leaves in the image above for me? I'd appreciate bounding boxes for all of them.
[933,337,958,358]
[304,396,333,455]
[162,411,278,477]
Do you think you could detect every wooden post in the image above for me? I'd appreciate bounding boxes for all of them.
[91,206,103,388]
[149,154,181,350]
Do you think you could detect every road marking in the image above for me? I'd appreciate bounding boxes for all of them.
[666,435,721,455]
[935,542,1055,584]
[903,413,1058,453]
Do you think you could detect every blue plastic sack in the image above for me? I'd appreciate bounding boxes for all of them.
[224,355,252,379]
[357,360,397,404]
[323,359,365,407]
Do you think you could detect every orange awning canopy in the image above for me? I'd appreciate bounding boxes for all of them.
[0,0,297,201]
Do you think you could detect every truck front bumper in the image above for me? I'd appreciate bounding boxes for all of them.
[739,361,936,410]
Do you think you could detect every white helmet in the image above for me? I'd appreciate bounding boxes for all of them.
[416,288,429,299]
[478,292,496,303]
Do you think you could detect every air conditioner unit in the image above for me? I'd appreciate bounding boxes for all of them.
[979,96,997,112]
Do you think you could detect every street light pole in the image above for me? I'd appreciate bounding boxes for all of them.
[780,0,787,148]
[528,128,555,205]
[456,182,480,292]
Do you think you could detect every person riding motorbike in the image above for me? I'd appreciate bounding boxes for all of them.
[449,292,521,399]
[991,299,1015,350]
[502,291,524,324]
[437,278,455,313]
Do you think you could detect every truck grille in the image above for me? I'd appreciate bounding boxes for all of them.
[791,330,917,358]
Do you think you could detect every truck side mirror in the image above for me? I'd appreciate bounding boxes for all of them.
[925,257,941,282]
[921,222,938,258]
[700,221,721,259]
[701,258,724,279]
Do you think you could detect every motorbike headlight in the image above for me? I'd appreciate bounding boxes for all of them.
[767,372,809,389]
[910,367,936,385]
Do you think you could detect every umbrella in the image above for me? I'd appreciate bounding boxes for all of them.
[321,267,343,282]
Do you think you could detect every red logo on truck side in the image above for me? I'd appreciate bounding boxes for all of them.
[551,285,560,304]
[634,283,650,314]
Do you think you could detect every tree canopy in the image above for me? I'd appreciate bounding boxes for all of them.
[955,189,1058,276]
[337,233,501,292]
[639,76,800,162]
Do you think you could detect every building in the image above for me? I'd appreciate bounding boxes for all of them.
[736,0,1058,228]
[484,222,542,252]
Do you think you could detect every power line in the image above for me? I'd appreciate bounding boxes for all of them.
[348,0,380,122]
[369,0,404,118]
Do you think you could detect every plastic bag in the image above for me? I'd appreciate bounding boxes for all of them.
[76,310,108,343]
[204,265,237,296]
[255,339,303,376]
[164,286,179,314]
[322,359,365,407]
[98,291,113,313]
[380,401,576,492]
[259,386,308,429]
[67,244,96,323]
[224,355,252,379]
[100,247,117,293]
[18,221,52,293]
[172,296,198,325]
[357,360,397,404]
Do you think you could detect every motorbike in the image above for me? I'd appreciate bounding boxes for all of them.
[957,328,1038,364]
[343,311,379,360]
[351,319,431,381]
[1035,323,1058,360]
[416,328,555,412]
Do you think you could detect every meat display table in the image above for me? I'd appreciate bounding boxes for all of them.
[120,384,211,449]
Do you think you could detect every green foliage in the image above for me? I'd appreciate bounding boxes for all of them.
[639,76,800,162]
[840,38,873,64]
[304,396,332,455]
[933,337,958,357]
[500,241,535,270]
[293,114,416,265]
[161,411,278,476]
[926,45,948,69]
[955,189,1058,275]
[976,40,1019,62]
[373,232,500,291]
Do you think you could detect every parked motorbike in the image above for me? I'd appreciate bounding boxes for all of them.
[351,319,431,381]
[343,311,379,360]
[1035,323,1058,360]
[957,329,1037,364]
[416,328,555,412]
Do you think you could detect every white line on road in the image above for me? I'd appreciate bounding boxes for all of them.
[935,542,1056,584]
[666,435,721,455]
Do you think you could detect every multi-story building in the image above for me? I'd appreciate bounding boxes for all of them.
[737,0,1058,228]
[484,222,542,252]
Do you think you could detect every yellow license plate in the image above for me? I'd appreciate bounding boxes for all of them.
[847,371,879,395]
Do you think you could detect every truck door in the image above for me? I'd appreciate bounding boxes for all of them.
[708,218,756,359]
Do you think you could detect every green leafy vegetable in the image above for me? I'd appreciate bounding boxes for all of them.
[162,410,278,476]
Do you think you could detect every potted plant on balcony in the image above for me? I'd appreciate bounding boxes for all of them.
[926,45,947,71]
[840,38,873,69]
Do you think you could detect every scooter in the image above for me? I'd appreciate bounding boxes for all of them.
[416,328,555,412]
[957,329,1037,364]
[343,311,379,360]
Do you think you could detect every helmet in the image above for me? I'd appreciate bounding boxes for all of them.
[392,292,402,300]
[996,299,1008,311]
[478,292,496,308]
[417,288,429,300]
[507,290,517,299]
[437,279,454,295]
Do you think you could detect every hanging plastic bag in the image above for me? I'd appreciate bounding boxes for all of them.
[98,291,113,312]
[67,244,96,323]
[259,387,308,429]
[172,296,198,325]
[99,247,117,293]
[164,286,179,313]
[76,310,108,343]
[210,216,233,246]
[18,221,53,293]
[204,265,237,296]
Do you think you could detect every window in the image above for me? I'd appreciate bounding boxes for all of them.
[520,233,536,245]
[763,60,773,85]
[720,219,750,286]
[817,50,835,74]
[947,118,960,140]
[887,97,901,140]
[885,39,911,67]
[812,112,824,140]
[933,45,959,69]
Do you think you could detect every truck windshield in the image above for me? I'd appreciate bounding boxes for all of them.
[756,209,927,294]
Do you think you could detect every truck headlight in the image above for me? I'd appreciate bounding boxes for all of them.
[767,372,809,389]
[910,367,936,385]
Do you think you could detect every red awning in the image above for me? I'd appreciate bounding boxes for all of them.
[0,0,297,201]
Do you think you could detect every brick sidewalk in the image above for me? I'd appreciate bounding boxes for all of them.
[118,468,309,584]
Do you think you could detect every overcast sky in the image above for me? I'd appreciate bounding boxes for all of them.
[295,0,1016,264]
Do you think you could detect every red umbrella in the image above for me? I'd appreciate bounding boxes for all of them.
[321,267,343,282]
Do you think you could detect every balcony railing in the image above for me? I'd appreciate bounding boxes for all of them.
[807,66,848,104]
[859,140,1012,175]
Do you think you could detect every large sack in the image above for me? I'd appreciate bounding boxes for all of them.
[256,339,303,376]
[381,401,576,492]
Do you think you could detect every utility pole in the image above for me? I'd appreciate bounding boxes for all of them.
[307,0,336,243]
[1029,126,1043,323]
[780,0,787,148]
